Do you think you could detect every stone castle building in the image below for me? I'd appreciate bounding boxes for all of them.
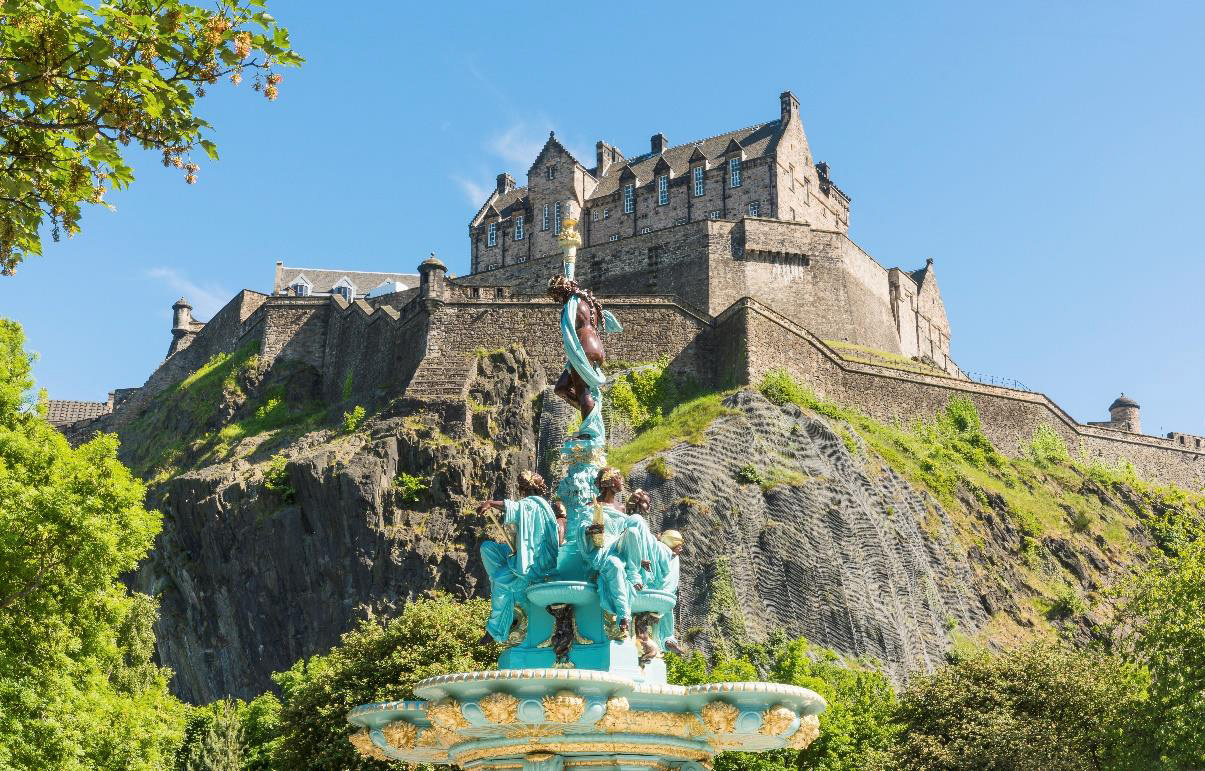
[49,90,1205,487]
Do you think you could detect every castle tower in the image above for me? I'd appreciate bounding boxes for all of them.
[168,297,194,357]
[418,254,447,301]
[1109,394,1141,433]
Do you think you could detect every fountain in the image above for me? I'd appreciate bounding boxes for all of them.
[348,202,825,770]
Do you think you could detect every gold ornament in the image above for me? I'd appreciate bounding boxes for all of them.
[786,714,821,750]
[760,705,797,736]
[427,698,469,732]
[381,720,417,750]
[349,728,390,761]
[542,690,586,723]
[701,701,740,734]
[480,692,520,724]
[454,740,707,766]
[598,696,705,738]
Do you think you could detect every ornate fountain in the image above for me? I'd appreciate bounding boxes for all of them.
[348,202,825,770]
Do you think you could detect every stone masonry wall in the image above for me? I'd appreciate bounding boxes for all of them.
[731,299,1205,489]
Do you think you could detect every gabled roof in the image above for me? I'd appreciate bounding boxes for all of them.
[526,131,589,178]
[588,121,780,199]
[275,265,419,295]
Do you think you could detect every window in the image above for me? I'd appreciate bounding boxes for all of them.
[591,210,600,222]
[789,163,795,192]
[608,234,620,242]
[514,215,524,241]
[640,226,651,234]
[546,165,557,180]
[693,166,704,197]
[542,204,550,231]
[516,255,527,264]
[603,207,610,220]
[553,202,561,235]
[657,174,669,205]
[486,264,498,271]
[487,222,497,246]
[290,282,310,296]
[729,157,742,188]
[708,210,722,219]
[747,201,760,216]
[623,184,634,213]
[334,284,353,302]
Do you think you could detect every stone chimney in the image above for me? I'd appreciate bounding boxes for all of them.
[651,133,668,155]
[418,253,448,301]
[168,297,194,357]
[1108,394,1142,434]
[496,173,515,195]
[780,90,800,124]
[596,141,625,177]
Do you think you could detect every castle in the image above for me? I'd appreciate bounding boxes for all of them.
[48,91,1205,485]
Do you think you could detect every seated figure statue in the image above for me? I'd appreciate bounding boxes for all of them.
[621,490,686,657]
[476,470,559,645]
[581,467,639,638]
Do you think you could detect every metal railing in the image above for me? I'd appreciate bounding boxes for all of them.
[962,370,1032,392]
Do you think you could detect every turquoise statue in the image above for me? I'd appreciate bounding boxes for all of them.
[348,202,825,770]
[477,470,560,645]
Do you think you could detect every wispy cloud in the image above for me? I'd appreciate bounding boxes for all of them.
[451,175,489,206]
[488,122,550,166]
[146,267,232,319]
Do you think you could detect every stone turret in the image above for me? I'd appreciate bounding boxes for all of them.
[1109,394,1141,434]
[418,254,447,301]
[168,297,194,357]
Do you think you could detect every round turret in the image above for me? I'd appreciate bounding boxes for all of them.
[1108,394,1141,434]
[418,254,447,299]
[171,297,193,334]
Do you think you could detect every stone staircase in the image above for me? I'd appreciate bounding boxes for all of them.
[405,354,476,402]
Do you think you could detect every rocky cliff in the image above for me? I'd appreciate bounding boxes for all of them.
[92,345,1193,702]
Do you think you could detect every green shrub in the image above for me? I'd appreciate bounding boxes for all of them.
[341,405,365,433]
[1028,424,1071,469]
[1070,509,1092,533]
[737,464,765,486]
[392,472,428,504]
[340,371,354,400]
[647,455,674,481]
[1047,582,1085,618]
[758,368,809,407]
[262,454,295,503]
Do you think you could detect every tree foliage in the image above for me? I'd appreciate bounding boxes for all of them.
[0,0,302,274]
[0,318,185,769]
[891,642,1149,771]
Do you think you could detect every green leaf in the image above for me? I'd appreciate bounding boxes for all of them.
[199,140,219,161]
[102,56,120,69]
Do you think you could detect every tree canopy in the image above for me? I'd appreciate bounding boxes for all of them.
[0,0,302,274]
[0,318,185,769]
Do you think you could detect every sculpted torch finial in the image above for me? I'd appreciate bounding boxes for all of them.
[557,200,582,279]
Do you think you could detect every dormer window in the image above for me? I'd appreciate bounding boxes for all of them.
[290,281,310,296]
[334,282,354,302]
[514,215,524,241]
[657,174,669,206]
[729,158,742,188]
[623,184,634,213]
[546,165,557,180]
[553,202,562,235]
[693,167,704,197]
[487,222,497,247]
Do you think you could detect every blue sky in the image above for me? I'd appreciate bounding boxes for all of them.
[3,1,1202,438]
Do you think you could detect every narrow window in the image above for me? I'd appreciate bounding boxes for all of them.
[487,222,497,247]
[640,226,651,234]
[554,202,561,235]
[657,174,669,205]
[729,157,742,188]
[708,210,722,219]
[546,165,557,180]
[542,204,550,231]
[623,184,634,213]
[693,166,704,197]
[603,207,610,220]
[608,234,620,242]
[789,163,795,192]
[514,215,524,241]
[747,201,760,217]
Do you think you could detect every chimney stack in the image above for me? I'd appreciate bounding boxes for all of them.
[496,173,515,195]
[780,90,800,123]
[651,133,668,154]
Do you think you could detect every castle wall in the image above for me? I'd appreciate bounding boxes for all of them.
[260,297,331,369]
[730,299,1205,489]
[319,298,430,405]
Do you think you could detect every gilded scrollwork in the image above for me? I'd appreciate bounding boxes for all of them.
[427,698,470,732]
[349,729,390,761]
[786,714,821,750]
[480,691,520,724]
[381,720,417,751]
[598,696,705,738]
[454,740,708,766]
[542,690,586,723]
[760,705,797,736]
[701,701,741,734]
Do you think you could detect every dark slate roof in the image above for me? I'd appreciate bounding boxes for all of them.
[1110,394,1140,410]
[46,399,109,426]
[588,121,781,199]
[276,266,419,295]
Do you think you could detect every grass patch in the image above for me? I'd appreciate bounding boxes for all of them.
[647,455,674,481]
[823,339,948,376]
[736,464,765,486]
[608,391,735,474]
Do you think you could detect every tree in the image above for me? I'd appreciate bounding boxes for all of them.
[890,642,1149,771]
[262,594,498,770]
[1117,541,1205,768]
[0,318,185,768]
[0,0,302,274]
[175,699,244,771]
